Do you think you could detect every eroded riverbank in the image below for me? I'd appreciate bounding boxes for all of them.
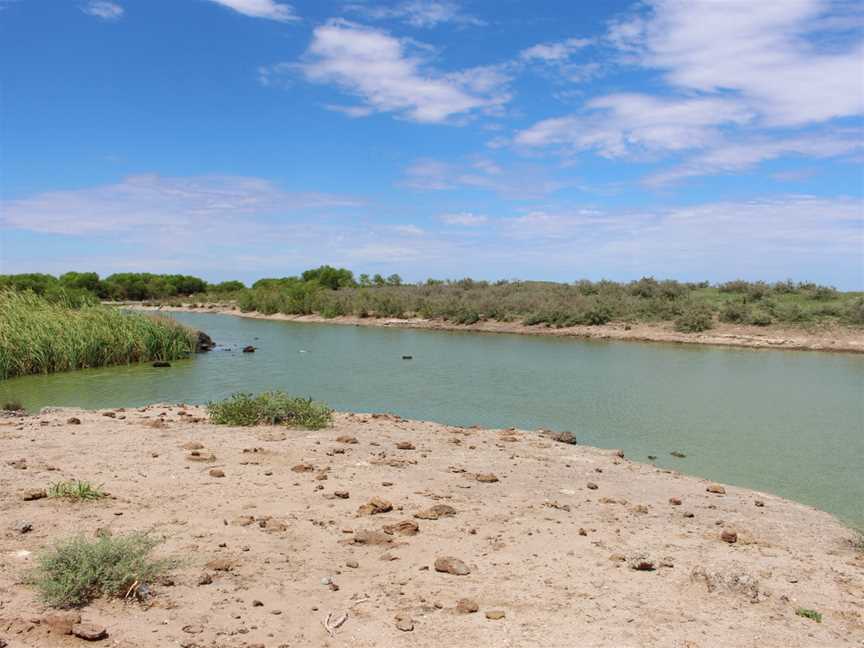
[124,303,864,354]
[1,406,862,647]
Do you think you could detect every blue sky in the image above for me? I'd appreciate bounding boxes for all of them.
[1,0,862,288]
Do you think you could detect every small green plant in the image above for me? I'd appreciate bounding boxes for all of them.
[795,607,822,623]
[2,400,24,411]
[208,391,333,429]
[47,480,106,501]
[28,532,172,608]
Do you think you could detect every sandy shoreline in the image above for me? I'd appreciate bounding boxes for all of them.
[2,406,862,647]
[124,303,864,354]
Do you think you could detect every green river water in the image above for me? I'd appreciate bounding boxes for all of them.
[2,312,863,528]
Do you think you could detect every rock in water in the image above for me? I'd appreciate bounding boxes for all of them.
[196,331,215,352]
[242,345,256,353]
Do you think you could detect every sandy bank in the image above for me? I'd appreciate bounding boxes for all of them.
[125,303,864,354]
[1,406,862,647]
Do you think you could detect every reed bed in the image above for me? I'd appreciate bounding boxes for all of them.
[0,291,196,379]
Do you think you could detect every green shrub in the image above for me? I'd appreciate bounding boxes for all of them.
[674,302,715,333]
[47,480,106,501]
[719,301,750,324]
[843,298,864,325]
[29,532,172,608]
[2,400,23,411]
[748,309,773,326]
[208,391,332,429]
[795,608,822,623]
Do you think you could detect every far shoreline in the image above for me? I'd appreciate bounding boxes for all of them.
[122,302,864,355]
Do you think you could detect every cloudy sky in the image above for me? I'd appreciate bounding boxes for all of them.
[1,0,862,287]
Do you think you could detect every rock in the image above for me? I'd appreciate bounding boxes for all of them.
[196,330,215,352]
[541,430,577,445]
[182,441,205,450]
[414,504,457,520]
[334,490,350,499]
[43,612,81,635]
[197,572,213,585]
[15,520,32,534]
[186,450,216,462]
[67,417,81,425]
[182,624,204,634]
[456,598,479,614]
[629,555,656,571]
[72,623,107,641]
[205,558,233,572]
[670,451,687,458]
[721,529,738,544]
[434,556,471,575]
[485,610,506,620]
[754,499,765,507]
[357,497,392,516]
[242,345,256,353]
[345,559,359,568]
[252,599,264,607]
[336,435,358,444]
[395,616,414,632]
[208,468,225,478]
[291,463,314,473]
[352,530,393,545]
[669,497,682,506]
[21,489,47,501]
[395,441,415,450]
[401,355,413,360]
[707,484,726,494]
[383,520,419,536]
[233,515,255,526]
[102,411,116,418]
[586,482,599,490]
[475,473,499,483]
[152,361,171,368]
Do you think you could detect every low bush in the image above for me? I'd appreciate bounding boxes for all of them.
[795,607,822,623]
[674,302,715,333]
[47,480,106,501]
[208,391,333,429]
[29,532,172,608]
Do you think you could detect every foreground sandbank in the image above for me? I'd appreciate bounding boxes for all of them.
[124,303,864,354]
[1,406,862,647]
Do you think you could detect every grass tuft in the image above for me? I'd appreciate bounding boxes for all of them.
[47,480,106,501]
[0,290,197,379]
[795,607,822,623]
[28,532,172,608]
[2,400,24,411]
[208,391,333,429]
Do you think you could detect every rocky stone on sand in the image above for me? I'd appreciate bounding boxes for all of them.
[186,450,216,462]
[485,610,506,620]
[208,468,225,478]
[586,482,599,490]
[334,490,350,499]
[357,497,393,516]
[182,441,204,450]
[352,529,393,545]
[414,504,457,520]
[72,623,107,641]
[336,435,358,444]
[434,556,471,575]
[669,497,682,505]
[197,573,213,585]
[475,473,499,483]
[629,555,656,571]
[43,612,81,635]
[456,598,479,614]
[67,417,81,425]
[14,520,32,534]
[540,430,577,445]
[754,499,765,507]
[205,558,233,572]
[395,616,414,632]
[21,489,47,501]
[721,529,738,544]
[707,484,726,494]
[383,520,419,536]
[691,565,761,602]
[396,441,415,450]
[345,559,359,568]
[102,412,116,418]
[291,463,314,473]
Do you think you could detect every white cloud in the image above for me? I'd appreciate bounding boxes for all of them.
[520,38,592,62]
[644,134,863,186]
[206,0,298,22]
[81,1,124,21]
[343,1,484,28]
[287,20,510,124]
[1,174,360,235]
[439,211,488,226]
[515,93,753,157]
[610,0,864,126]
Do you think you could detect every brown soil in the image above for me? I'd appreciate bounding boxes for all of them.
[2,406,862,647]
[126,304,864,354]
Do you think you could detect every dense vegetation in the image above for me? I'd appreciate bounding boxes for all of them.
[2,268,861,333]
[208,391,333,429]
[0,291,197,379]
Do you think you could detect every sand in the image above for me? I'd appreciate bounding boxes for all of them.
[125,304,864,354]
[1,406,862,647]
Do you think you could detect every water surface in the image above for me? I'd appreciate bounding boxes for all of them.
[3,312,862,528]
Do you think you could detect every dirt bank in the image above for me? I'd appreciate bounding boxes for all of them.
[2,406,862,647]
[125,304,864,354]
